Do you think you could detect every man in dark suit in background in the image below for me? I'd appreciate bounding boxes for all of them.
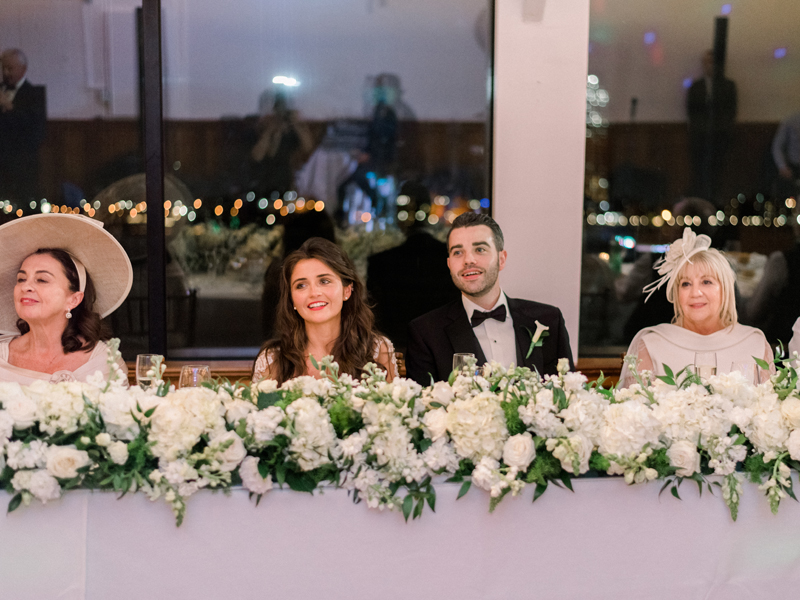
[0,48,47,204]
[406,212,573,385]
[367,181,460,352]
[687,49,737,205]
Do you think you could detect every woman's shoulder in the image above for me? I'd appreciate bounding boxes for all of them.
[372,335,395,356]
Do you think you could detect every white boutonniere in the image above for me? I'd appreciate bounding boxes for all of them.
[524,320,549,359]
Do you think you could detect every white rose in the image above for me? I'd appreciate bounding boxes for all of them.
[787,430,800,461]
[422,408,448,441]
[667,440,701,477]
[239,456,273,495]
[502,433,536,470]
[45,446,92,479]
[781,397,800,429]
[95,433,112,447]
[28,470,61,503]
[211,431,247,472]
[108,441,129,465]
[224,399,256,425]
[3,388,38,429]
[252,379,278,395]
[428,381,454,408]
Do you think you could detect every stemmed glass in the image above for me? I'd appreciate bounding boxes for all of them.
[179,365,211,388]
[730,361,759,385]
[453,353,476,375]
[136,354,163,390]
[694,352,717,381]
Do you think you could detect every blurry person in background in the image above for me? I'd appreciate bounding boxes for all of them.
[687,50,737,205]
[771,111,800,202]
[367,181,459,352]
[251,91,314,200]
[0,48,47,205]
[746,204,800,352]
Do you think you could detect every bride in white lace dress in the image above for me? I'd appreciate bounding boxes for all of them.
[620,228,774,387]
[252,237,397,384]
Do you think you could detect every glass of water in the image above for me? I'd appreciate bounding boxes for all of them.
[452,353,476,375]
[136,354,163,390]
[179,365,211,388]
[730,361,758,385]
[694,352,717,381]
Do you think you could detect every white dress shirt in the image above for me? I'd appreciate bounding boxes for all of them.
[462,291,517,368]
[3,76,25,103]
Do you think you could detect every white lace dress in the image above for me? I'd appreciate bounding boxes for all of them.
[619,323,774,388]
[252,336,398,383]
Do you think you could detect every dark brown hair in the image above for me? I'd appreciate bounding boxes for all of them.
[16,248,110,353]
[447,212,504,251]
[256,237,384,384]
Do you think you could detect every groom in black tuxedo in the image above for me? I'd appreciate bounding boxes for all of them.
[406,213,573,384]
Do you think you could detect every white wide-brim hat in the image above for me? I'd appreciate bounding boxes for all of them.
[0,213,133,333]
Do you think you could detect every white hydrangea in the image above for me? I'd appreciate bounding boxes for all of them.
[285,397,337,471]
[0,409,14,444]
[421,437,459,474]
[742,386,790,455]
[25,380,87,436]
[598,399,661,461]
[650,383,734,446]
[558,389,609,445]
[12,469,61,503]
[246,406,286,445]
[446,391,508,462]
[97,387,144,441]
[518,388,568,439]
[149,387,226,461]
[0,382,39,429]
[6,440,49,470]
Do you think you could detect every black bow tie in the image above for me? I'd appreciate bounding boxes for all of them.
[470,305,507,327]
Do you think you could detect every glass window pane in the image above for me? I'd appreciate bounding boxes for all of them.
[581,1,800,357]
[162,0,493,359]
[0,0,147,361]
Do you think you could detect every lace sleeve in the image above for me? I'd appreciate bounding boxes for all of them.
[619,337,654,388]
[373,336,397,382]
[252,349,276,383]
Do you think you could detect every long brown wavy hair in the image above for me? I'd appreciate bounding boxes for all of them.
[256,237,384,384]
[16,248,110,353]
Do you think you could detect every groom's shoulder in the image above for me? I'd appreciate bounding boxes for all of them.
[409,299,463,331]
[508,297,564,321]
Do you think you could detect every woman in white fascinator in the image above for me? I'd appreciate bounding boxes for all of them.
[619,228,774,387]
[0,214,133,384]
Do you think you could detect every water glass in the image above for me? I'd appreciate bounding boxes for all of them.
[179,365,211,388]
[694,352,717,380]
[136,354,163,390]
[452,353,476,374]
[730,361,759,385]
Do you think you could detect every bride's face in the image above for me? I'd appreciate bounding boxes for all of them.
[677,262,722,330]
[290,258,352,326]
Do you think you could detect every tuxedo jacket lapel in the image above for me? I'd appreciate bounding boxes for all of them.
[444,303,487,364]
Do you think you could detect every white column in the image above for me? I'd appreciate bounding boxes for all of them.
[493,0,589,359]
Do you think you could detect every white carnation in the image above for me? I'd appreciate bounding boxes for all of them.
[108,441,129,465]
[28,469,62,503]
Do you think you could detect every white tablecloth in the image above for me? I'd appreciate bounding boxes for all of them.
[3,479,800,599]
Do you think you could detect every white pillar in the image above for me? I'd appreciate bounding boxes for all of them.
[493,0,589,359]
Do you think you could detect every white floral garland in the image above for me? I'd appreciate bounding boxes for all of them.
[2,342,800,525]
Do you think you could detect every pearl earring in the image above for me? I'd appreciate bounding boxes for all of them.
[66,310,72,319]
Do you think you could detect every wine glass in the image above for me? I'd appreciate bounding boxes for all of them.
[694,352,717,381]
[179,365,211,388]
[136,354,163,390]
[452,353,476,374]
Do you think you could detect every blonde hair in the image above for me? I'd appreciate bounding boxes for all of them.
[669,248,737,328]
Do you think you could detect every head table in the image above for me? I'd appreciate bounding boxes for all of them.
[2,478,798,600]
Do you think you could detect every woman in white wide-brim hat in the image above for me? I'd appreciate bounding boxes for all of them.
[620,228,774,387]
[0,213,133,384]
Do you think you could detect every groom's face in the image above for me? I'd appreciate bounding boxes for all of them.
[447,225,506,299]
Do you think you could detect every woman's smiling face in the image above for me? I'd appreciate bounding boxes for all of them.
[14,253,82,326]
[677,261,723,332]
[290,258,351,326]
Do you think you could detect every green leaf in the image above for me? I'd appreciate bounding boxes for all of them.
[429,402,443,409]
[532,482,548,502]
[445,474,463,484]
[559,471,574,492]
[402,494,413,522]
[413,498,424,520]
[418,438,432,453]
[257,461,270,480]
[671,486,681,500]
[754,357,770,371]
[553,388,568,411]
[7,493,22,514]
[786,484,798,503]
[285,471,316,494]
[257,391,283,410]
[143,407,156,419]
[426,491,436,513]
[456,480,471,500]
[275,463,287,486]
[663,364,675,380]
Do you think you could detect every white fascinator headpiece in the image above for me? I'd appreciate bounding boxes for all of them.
[642,227,712,303]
